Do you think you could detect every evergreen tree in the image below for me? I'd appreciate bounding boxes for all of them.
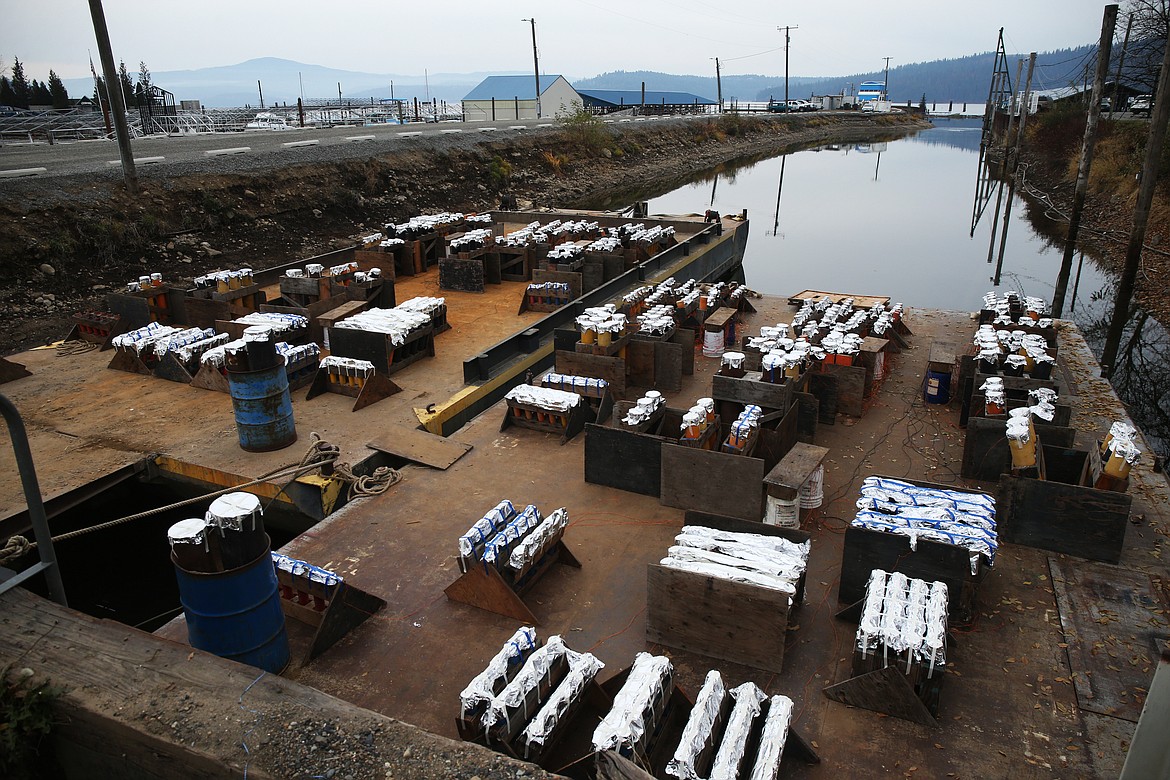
[30,79,51,106]
[137,61,151,93]
[48,70,68,109]
[10,57,29,109]
[117,59,134,106]
[0,75,15,108]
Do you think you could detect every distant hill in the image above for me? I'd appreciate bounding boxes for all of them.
[574,46,1098,105]
[61,45,1100,109]
[62,57,515,108]
[573,70,818,104]
[762,46,1098,103]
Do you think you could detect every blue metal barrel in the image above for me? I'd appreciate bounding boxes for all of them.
[924,369,952,404]
[226,357,297,452]
[172,544,290,673]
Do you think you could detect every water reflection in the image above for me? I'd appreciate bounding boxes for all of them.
[629,118,1109,311]
[1075,281,1170,458]
[581,117,1166,459]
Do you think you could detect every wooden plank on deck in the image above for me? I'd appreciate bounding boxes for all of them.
[368,426,473,469]
[787,290,890,308]
[1049,557,1169,722]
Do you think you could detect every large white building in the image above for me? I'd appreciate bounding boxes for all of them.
[462,75,581,121]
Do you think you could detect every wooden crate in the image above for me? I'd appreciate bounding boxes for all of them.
[996,469,1132,564]
[646,512,810,673]
[838,477,993,622]
[658,404,799,521]
[327,324,436,376]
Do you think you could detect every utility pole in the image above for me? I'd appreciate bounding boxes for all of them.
[258,80,264,109]
[1100,26,1170,377]
[338,82,343,105]
[883,56,892,99]
[87,0,137,194]
[714,57,723,113]
[993,52,1037,279]
[1001,59,1025,163]
[1110,11,1133,118]
[522,18,541,118]
[1052,4,1118,317]
[777,26,798,108]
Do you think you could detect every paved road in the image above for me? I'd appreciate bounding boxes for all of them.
[0,114,695,181]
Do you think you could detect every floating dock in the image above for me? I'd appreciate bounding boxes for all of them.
[0,209,1167,779]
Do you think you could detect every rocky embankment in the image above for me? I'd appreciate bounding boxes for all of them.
[0,112,926,354]
[1019,112,1170,326]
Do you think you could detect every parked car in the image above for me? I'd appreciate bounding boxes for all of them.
[1131,95,1153,117]
[766,100,792,113]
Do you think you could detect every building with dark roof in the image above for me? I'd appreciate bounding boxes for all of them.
[462,74,580,121]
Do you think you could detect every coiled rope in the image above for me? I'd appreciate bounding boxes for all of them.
[0,434,401,565]
[55,339,100,357]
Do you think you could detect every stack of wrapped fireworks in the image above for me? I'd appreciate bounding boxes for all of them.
[659,525,809,606]
[666,670,796,780]
[852,477,997,575]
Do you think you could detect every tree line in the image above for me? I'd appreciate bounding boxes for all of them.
[1,57,69,110]
[1,56,154,112]
[92,60,154,111]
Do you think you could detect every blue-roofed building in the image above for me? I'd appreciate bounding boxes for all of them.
[576,88,716,115]
[462,74,581,121]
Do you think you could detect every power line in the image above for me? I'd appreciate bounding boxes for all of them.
[722,45,787,63]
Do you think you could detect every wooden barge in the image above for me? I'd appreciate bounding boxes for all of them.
[0,209,1167,779]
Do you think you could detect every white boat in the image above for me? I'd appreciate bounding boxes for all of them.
[244,112,289,131]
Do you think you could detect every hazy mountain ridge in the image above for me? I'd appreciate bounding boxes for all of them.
[60,45,1097,108]
[62,57,519,108]
[577,46,1097,104]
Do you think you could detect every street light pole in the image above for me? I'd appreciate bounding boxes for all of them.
[777,25,798,108]
[883,56,892,100]
[522,18,541,118]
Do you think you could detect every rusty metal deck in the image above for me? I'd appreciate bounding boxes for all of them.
[3,278,1169,776]
[172,301,1166,777]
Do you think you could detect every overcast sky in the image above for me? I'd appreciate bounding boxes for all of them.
[5,0,1115,82]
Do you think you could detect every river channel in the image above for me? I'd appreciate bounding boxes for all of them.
[588,117,1169,459]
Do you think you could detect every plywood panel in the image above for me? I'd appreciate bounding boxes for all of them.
[367,427,473,469]
[584,423,664,496]
[807,372,838,423]
[997,474,1131,564]
[627,339,656,389]
[556,351,626,396]
[659,442,766,521]
[669,328,695,375]
[839,526,982,620]
[961,417,1077,481]
[711,372,795,411]
[653,341,683,393]
[646,563,790,673]
[822,364,865,417]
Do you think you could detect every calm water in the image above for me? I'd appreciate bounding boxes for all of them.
[603,118,1169,458]
[644,118,1110,310]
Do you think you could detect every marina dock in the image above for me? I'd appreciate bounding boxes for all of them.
[0,210,1166,778]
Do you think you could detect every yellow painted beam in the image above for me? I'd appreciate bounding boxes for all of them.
[414,343,553,434]
[152,455,342,510]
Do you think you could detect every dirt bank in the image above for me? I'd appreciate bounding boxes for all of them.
[1020,108,1170,325]
[0,112,925,354]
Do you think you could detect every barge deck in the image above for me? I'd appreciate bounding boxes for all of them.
[0,213,1167,778]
